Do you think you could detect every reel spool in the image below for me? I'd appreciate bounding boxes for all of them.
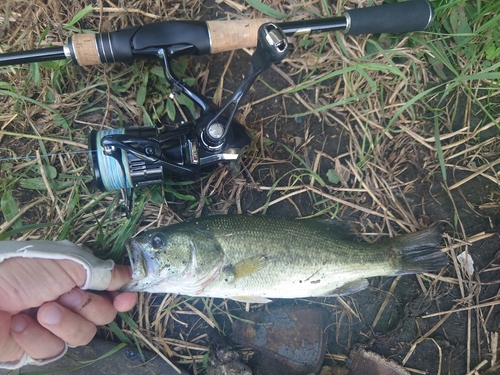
[88,126,200,191]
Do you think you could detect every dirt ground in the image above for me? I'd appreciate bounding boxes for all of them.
[0,0,499,374]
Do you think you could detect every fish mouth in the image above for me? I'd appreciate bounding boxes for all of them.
[126,239,159,280]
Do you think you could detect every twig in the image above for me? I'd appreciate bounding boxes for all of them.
[448,158,500,190]
[402,309,455,365]
[0,197,46,235]
[465,359,488,375]
[421,300,500,319]
[132,328,181,374]
[492,331,498,367]
[336,296,360,320]
[372,276,400,329]
[98,6,161,18]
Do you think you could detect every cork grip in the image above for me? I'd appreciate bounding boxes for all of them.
[207,19,271,54]
[70,34,101,66]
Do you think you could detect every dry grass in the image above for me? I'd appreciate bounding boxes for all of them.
[1,0,499,374]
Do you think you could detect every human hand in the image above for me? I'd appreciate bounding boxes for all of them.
[0,257,138,368]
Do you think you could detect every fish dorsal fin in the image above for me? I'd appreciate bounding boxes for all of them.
[300,218,358,241]
[228,295,272,304]
[321,278,369,297]
[222,255,270,283]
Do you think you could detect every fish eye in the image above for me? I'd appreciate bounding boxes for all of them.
[151,233,167,249]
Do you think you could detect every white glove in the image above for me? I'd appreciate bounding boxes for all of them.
[0,240,115,369]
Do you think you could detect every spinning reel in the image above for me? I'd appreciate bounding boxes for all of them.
[89,23,288,206]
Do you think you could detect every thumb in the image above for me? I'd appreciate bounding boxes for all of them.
[106,265,133,291]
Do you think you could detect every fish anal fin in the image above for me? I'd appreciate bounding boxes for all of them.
[229,295,272,304]
[321,278,369,297]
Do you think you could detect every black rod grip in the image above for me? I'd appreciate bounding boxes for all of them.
[344,0,433,36]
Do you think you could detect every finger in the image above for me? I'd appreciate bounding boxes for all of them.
[0,258,85,313]
[57,288,117,326]
[106,264,133,291]
[10,313,66,361]
[112,292,138,312]
[37,302,96,347]
[0,311,24,363]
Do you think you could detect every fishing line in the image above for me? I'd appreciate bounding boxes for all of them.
[1,129,135,192]
[92,129,132,190]
[0,150,96,162]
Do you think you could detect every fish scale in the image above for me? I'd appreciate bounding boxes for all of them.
[123,215,447,303]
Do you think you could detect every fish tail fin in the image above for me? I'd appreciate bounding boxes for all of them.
[391,227,448,275]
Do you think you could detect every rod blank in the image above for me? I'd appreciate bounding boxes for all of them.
[0,47,66,67]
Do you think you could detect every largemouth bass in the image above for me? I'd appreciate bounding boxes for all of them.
[123,215,447,303]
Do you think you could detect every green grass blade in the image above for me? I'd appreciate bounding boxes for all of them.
[433,113,447,182]
[1,188,22,230]
[245,0,287,19]
[63,6,94,29]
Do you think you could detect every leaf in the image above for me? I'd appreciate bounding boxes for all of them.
[164,185,195,201]
[166,97,176,121]
[176,93,196,118]
[30,63,42,87]
[299,37,314,49]
[245,0,287,19]
[150,66,165,78]
[136,71,149,108]
[1,163,13,171]
[37,27,51,48]
[19,178,47,190]
[1,189,22,230]
[172,56,190,77]
[54,114,70,130]
[449,4,472,45]
[63,6,94,29]
[434,113,447,182]
[19,178,72,191]
[183,77,196,86]
[140,106,153,127]
[38,165,58,180]
[108,321,132,345]
[150,187,165,204]
[326,169,341,184]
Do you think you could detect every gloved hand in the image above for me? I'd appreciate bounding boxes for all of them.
[0,240,138,369]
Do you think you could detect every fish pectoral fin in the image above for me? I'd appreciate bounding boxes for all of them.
[321,278,369,297]
[228,295,272,304]
[225,255,270,283]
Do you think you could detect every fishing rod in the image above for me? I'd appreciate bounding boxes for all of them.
[0,1,432,67]
[0,0,434,206]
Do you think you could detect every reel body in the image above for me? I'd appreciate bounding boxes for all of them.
[89,119,251,191]
[89,126,197,191]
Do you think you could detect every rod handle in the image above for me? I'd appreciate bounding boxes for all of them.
[344,0,433,36]
[206,19,270,54]
[70,34,101,66]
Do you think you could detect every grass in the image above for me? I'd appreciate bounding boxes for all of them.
[1,0,500,374]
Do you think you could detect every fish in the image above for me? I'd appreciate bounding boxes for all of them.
[122,215,447,303]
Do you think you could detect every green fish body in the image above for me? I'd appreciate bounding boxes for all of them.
[123,215,447,303]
